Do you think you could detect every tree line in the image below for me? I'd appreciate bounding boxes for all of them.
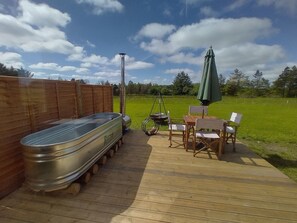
[0,63,33,78]
[112,67,297,98]
[219,66,297,97]
[112,72,200,96]
[1,62,296,98]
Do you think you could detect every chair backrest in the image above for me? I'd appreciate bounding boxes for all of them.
[167,111,172,124]
[230,112,243,124]
[195,118,225,131]
[188,106,208,116]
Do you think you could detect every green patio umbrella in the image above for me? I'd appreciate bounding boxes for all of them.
[197,46,222,106]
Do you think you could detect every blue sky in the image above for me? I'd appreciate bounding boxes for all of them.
[0,0,296,84]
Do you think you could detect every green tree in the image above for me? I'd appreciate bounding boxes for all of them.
[160,86,172,95]
[126,80,134,94]
[97,80,109,85]
[218,74,226,95]
[149,85,161,95]
[224,69,249,96]
[0,63,17,76]
[112,84,120,96]
[250,70,270,96]
[0,63,33,77]
[0,63,9,74]
[189,83,200,96]
[172,71,193,95]
[16,67,34,77]
[273,66,297,97]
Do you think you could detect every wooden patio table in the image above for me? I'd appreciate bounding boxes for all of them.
[183,115,226,155]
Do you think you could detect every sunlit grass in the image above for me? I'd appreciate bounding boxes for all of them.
[114,95,297,181]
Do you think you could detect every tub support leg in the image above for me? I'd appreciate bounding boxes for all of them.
[98,155,107,165]
[78,172,91,184]
[90,164,99,175]
[64,183,81,195]
[108,149,114,158]
[113,144,119,153]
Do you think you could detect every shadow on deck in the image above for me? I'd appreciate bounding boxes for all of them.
[1,130,297,222]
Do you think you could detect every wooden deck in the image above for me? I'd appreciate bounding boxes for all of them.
[1,130,297,223]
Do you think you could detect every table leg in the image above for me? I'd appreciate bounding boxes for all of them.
[185,124,193,151]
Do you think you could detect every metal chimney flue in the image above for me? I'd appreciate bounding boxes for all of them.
[119,53,131,132]
[119,53,126,116]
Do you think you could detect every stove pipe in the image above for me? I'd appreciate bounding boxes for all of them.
[119,53,126,116]
[118,53,131,132]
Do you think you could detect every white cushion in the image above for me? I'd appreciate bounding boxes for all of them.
[196,131,220,139]
[169,124,186,131]
[226,126,235,133]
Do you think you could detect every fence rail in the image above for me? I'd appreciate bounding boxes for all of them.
[0,76,113,198]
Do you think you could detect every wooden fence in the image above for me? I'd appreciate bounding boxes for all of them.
[0,76,113,198]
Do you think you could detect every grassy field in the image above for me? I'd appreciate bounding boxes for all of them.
[113,95,297,181]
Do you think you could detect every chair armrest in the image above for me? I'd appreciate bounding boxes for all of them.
[170,118,185,124]
[227,121,240,127]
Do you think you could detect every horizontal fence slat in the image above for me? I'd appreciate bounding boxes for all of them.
[0,76,113,198]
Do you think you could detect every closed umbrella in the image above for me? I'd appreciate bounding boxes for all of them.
[197,46,222,106]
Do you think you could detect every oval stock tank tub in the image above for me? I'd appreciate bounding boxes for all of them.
[21,112,123,192]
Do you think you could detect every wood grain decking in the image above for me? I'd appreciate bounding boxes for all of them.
[1,130,297,223]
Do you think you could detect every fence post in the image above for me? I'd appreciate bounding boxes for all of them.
[55,83,61,120]
[75,81,83,117]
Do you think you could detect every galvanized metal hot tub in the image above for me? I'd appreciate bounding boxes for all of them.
[21,112,123,192]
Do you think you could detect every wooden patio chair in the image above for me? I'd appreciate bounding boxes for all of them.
[168,111,186,148]
[225,112,243,152]
[188,105,208,117]
[187,105,208,137]
[192,118,226,159]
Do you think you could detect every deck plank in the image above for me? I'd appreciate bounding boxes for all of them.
[1,130,297,223]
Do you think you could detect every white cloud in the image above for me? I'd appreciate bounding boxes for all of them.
[29,62,91,79]
[165,68,195,75]
[142,75,169,85]
[225,0,248,11]
[137,17,287,82]
[163,8,171,17]
[68,53,110,68]
[143,79,152,84]
[81,62,96,68]
[18,0,71,28]
[200,6,219,17]
[182,0,296,17]
[29,62,76,71]
[165,68,198,82]
[215,43,285,75]
[126,61,154,70]
[82,54,109,64]
[182,0,203,5]
[75,67,89,73]
[94,70,120,78]
[67,52,84,61]
[140,39,173,55]
[0,3,4,12]
[32,71,46,78]
[135,23,176,40]
[140,17,276,55]
[0,51,23,68]
[86,40,96,48]
[257,0,297,16]
[93,69,124,83]
[76,0,124,15]
[161,52,201,65]
[0,1,84,56]
[111,54,154,70]
[21,38,83,55]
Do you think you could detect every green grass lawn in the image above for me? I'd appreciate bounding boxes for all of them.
[114,95,297,181]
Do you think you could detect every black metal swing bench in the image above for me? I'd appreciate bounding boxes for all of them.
[141,94,168,136]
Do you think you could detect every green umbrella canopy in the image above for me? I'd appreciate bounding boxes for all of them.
[197,46,222,106]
